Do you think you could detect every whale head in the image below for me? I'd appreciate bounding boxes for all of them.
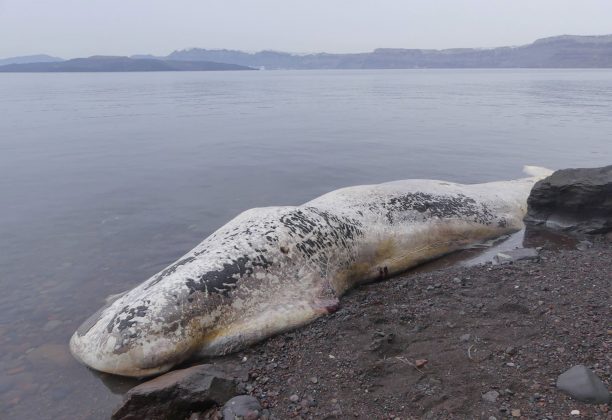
[69,210,303,377]
[69,250,317,377]
[68,244,263,377]
[69,273,216,377]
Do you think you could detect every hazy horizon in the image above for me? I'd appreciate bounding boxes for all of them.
[4,32,612,61]
[1,0,612,59]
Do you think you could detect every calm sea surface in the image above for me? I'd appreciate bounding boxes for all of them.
[1,69,611,418]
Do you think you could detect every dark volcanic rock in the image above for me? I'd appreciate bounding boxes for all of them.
[112,364,236,420]
[525,165,612,234]
[556,365,610,404]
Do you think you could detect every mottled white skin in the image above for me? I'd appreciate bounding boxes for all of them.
[70,167,552,377]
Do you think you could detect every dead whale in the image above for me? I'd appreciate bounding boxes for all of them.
[70,166,552,377]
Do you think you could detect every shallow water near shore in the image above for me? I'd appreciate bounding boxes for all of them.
[1,69,611,419]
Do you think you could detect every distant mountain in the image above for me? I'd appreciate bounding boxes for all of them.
[3,34,611,72]
[0,54,64,66]
[167,34,612,69]
[533,34,612,45]
[0,56,254,72]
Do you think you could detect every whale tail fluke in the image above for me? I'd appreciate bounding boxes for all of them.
[522,165,554,180]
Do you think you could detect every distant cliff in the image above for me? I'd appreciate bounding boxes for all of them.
[166,35,612,69]
[0,56,254,72]
[3,34,611,71]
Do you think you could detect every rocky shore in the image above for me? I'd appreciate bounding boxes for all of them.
[113,234,611,419]
[112,166,612,419]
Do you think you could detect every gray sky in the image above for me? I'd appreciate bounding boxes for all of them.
[1,0,611,58]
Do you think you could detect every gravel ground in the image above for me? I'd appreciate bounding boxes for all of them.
[205,236,611,419]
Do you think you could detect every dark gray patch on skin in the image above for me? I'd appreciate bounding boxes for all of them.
[185,254,273,297]
[365,192,495,225]
[280,208,364,274]
[106,304,149,334]
[181,208,366,301]
[282,208,363,250]
[160,290,226,336]
[144,256,197,291]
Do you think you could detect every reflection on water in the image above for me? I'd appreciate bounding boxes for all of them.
[411,226,579,273]
[94,371,142,396]
[0,69,611,419]
[522,225,582,249]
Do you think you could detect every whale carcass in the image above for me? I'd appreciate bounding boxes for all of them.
[70,166,552,377]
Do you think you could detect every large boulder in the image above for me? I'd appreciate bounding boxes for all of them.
[112,364,237,420]
[525,165,612,235]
